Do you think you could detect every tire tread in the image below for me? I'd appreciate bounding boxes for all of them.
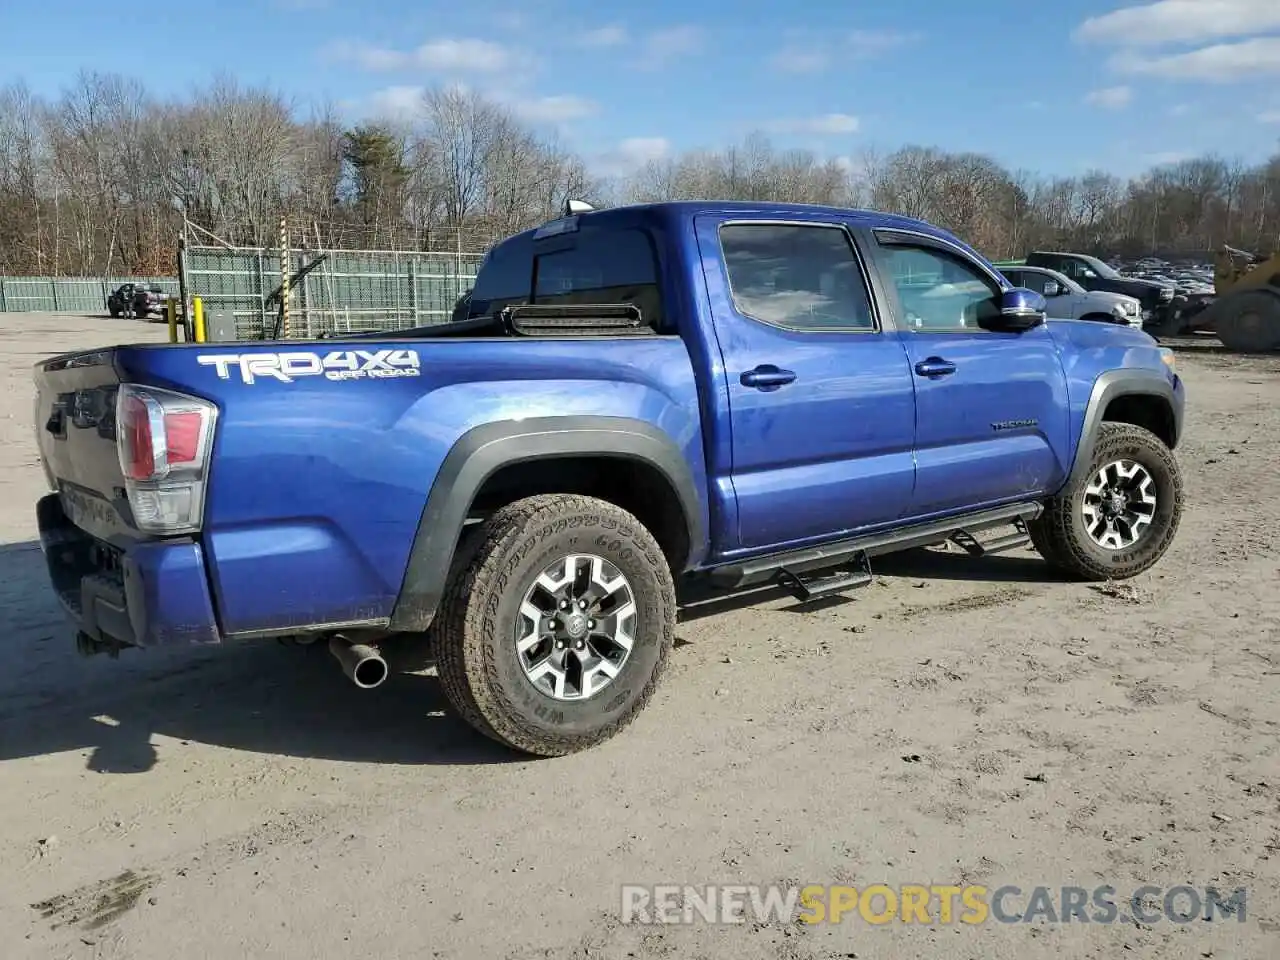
[434,494,676,757]
[1034,422,1182,581]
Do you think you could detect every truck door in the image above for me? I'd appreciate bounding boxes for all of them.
[863,228,1071,517]
[693,214,917,553]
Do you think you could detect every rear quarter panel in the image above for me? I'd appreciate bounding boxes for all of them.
[115,338,703,638]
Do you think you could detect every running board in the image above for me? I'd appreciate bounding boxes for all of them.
[777,552,874,602]
[709,502,1042,592]
[948,518,1032,557]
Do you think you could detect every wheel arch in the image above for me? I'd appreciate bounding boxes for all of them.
[389,416,706,632]
[1066,369,1182,490]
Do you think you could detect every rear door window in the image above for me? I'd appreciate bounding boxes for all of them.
[718,222,876,332]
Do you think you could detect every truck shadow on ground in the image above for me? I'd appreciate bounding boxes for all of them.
[0,541,521,771]
[1,540,1063,771]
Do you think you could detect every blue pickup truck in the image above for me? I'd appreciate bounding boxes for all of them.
[33,200,1185,757]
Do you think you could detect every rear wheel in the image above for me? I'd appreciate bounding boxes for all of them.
[1031,422,1182,581]
[434,494,676,756]
[1215,291,1280,352]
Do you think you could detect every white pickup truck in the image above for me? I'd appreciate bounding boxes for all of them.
[1000,265,1143,329]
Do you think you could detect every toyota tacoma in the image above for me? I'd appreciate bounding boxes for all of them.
[33,200,1186,756]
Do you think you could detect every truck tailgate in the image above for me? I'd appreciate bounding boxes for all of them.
[33,348,137,542]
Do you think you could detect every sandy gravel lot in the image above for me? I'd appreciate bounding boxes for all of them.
[0,314,1277,960]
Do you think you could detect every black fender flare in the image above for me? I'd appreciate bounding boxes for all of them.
[389,416,705,632]
[1065,368,1183,489]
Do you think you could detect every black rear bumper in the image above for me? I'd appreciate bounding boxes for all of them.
[37,493,222,651]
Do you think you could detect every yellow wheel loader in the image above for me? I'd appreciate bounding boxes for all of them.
[1184,245,1280,352]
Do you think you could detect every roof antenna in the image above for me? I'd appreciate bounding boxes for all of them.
[563,199,594,216]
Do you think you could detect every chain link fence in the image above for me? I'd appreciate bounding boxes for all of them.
[181,244,485,340]
[0,276,179,313]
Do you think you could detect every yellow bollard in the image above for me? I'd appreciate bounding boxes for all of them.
[166,298,178,343]
[193,297,206,343]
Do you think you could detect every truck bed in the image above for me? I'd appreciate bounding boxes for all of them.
[33,331,703,645]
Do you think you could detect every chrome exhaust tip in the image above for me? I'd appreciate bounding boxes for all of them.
[328,635,389,689]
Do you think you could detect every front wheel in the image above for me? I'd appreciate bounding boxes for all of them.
[434,494,676,756]
[1216,292,1280,353]
[1030,422,1183,581]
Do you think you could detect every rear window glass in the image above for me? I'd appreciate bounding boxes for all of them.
[469,234,533,313]
[532,228,664,328]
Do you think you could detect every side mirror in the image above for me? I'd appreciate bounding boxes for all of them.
[984,288,1046,331]
[1042,280,1061,297]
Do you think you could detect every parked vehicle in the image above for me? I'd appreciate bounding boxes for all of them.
[1024,251,1179,330]
[107,283,166,320]
[999,265,1143,328]
[34,200,1186,757]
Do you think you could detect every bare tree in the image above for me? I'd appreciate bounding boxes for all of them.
[2,76,1279,277]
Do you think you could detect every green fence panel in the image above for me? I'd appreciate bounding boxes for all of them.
[0,276,179,313]
[182,245,484,340]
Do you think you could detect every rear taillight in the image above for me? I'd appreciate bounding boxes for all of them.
[115,384,218,535]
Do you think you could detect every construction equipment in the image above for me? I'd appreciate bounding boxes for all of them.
[1190,245,1280,352]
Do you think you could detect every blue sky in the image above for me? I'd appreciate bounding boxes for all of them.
[4,0,1280,179]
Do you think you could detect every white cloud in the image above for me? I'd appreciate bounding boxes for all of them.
[1145,149,1194,165]
[508,95,599,124]
[616,137,671,164]
[1084,85,1133,109]
[1117,36,1280,81]
[415,38,509,72]
[846,28,922,56]
[493,11,527,31]
[594,136,671,177]
[1259,109,1280,123]
[363,85,425,120]
[325,37,512,74]
[324,40,408,71]
[775,113,861,135]
[640,25,701,67]
[578,25,627,47]
[770,46,830,74]
[351,84,596,127]
[1167,102,1193,116]
[1077,0,1280,47]
[768,29,919,74]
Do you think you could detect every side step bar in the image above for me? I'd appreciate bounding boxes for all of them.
[776,552,874,602]
[948,518,1032,557]
[708,502,1042,596]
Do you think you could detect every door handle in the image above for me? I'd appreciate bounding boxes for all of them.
[740,365,797,389]
[914,357,957,378]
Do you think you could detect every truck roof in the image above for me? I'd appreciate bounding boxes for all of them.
[499,200,964,250]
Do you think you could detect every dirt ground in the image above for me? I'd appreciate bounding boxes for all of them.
[0,313,1277,960]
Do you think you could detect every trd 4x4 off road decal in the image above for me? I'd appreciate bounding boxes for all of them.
[197,349,421,384]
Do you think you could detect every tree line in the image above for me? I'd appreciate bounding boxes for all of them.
[2,72,1278,277]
